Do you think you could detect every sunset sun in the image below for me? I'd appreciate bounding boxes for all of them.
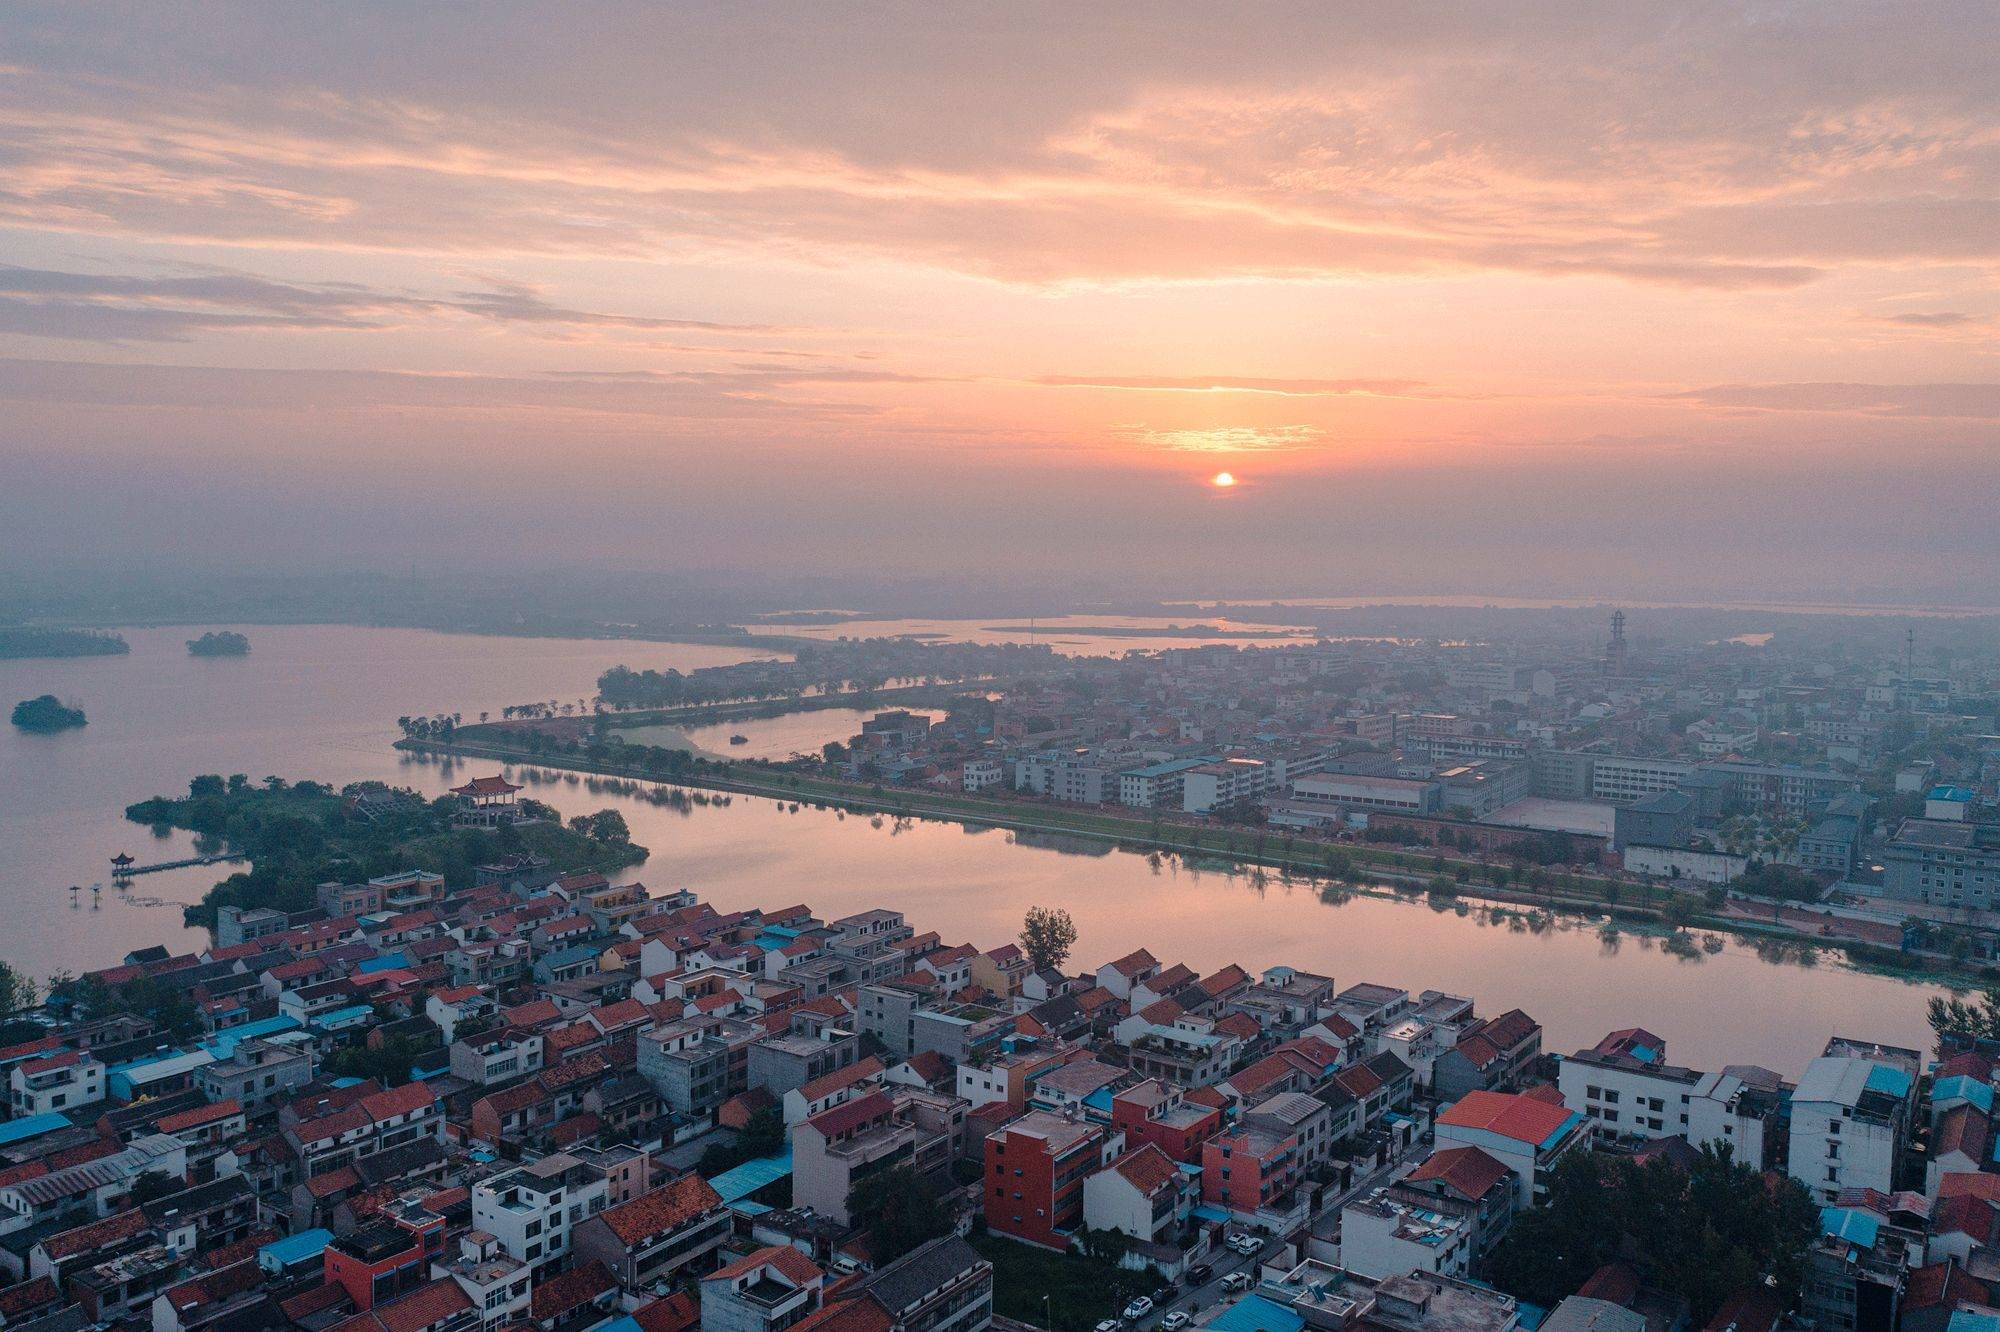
[1212,471,1237,488]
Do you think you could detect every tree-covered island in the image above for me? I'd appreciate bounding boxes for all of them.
[11,694,87,732]
[126,773,648,931]
[187,630,251,656]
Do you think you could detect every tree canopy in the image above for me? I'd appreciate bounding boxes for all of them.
[1487,1146,1817,1323]
[1020,905,1079,973]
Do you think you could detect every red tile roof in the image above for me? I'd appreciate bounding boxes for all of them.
[530,1260,617,1321]
[596,1173,722,1245]
[1405,1146,1512,1202]
[707,1246,824,1286]
[1110,1144,1181,1197]
[1436,1090,1576,1146]
[155,1098,243,1133]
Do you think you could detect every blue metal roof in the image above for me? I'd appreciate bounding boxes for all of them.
[200,1015,302,1060]
[1865,1064,1913,1099]
[1930,786,1977,802]
[260,1228,331,1268]
[1820,1206,1880,1248]
[1208,1295,1306,1332]
[1936,1074,1996,1114]
[357,952,408,974]
[0,1113,70,1147]
[1950,1313,2000,1332]
[310,1004,375,1030]
[709,1149,792,1203]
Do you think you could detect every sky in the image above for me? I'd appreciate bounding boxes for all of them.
[0,2,1995,604]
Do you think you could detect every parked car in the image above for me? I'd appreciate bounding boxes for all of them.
[1152,1286,1175,1304]
[1162,1314,1192,1331]
[1187,1264,1213,1285]
[1221,1273,1253,1293]
[1230,1234,1262,1255]
[1123,1298,1155,1321]
[1095,1322,1121,1332]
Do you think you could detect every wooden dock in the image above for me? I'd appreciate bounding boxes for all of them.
[111,852,245,877]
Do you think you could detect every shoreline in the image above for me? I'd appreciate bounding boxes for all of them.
[401,733,1989,994]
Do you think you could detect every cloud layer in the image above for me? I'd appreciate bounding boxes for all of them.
[0,3,1995,595]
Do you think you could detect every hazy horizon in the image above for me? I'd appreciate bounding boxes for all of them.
[2,3,1996,601]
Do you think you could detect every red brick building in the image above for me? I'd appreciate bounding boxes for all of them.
[984,1111,1106,1251]
[1201,1129,1300,1218]
[1111,1079,1222,1164]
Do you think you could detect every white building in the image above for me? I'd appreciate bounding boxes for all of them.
[1291,773,1441,814]
[1081,1145,1191,1244]
[1182,759,1271,815]
[1339,1185,1477,1281]
[1787,1053,1915,1203]
[1619,844,1747,885]
[9,1051,105,1117]
[1557,1040,1777,1166]
[961,759,1004,793]
[469,1153,609,1275]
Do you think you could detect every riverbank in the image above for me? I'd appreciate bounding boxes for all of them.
[402,731,1989,993]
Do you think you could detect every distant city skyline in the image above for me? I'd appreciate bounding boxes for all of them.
[0,3,1995,598]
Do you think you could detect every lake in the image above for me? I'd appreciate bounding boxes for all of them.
[0,622,1947,1074]
[617,707,945,761]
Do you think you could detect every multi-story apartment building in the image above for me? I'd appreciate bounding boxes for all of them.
[1880,819,2000,909]
[1201,1128,1302,1223]
[1556,1031,1781,1166]
[1787,1051,1917,1203]
[792,1091,918,1226]
[1181,758,1271,814]
[469,1153,609,1277]
[195,1038,314,1111]
[9,1050,105,1117]
[983,1111,1107,1251]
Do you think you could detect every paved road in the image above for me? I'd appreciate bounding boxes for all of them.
[1140,1137,1430,1327]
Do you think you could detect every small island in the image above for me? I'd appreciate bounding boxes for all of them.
[0,626,128,660]
[187,630,251,657]
[11,694,88,732]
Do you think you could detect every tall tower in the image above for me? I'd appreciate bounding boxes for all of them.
[1605,609,1629,677]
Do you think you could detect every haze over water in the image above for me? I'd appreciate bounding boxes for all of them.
[0,622,1943,1073]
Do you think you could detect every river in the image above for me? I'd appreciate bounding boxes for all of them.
[0,622,1947,1073]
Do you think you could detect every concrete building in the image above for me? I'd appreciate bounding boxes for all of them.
[1339,1183,1478,1281]
[792,1091,916,1226]
[698,1247,825,1332]
[983,1111,1106,1251]
[1081,1145,1193,1246]
[570,1173,729,1289]
[9,1051,104,1118]
[1880,819,2000,910]
[1788,1051,1916,1203]
[1291,773,1442,814]
[469,1154,609,1276]
[1557,1031,1780,1166]
[1434,1091,1587,1208]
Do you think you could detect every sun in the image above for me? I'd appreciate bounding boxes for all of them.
[1211,471,1237,488]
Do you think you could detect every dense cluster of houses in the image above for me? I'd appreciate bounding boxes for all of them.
[2,804,1998,1332]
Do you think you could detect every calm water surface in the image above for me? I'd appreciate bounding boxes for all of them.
[0,623,1944,1074]
[618,707,945,761]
